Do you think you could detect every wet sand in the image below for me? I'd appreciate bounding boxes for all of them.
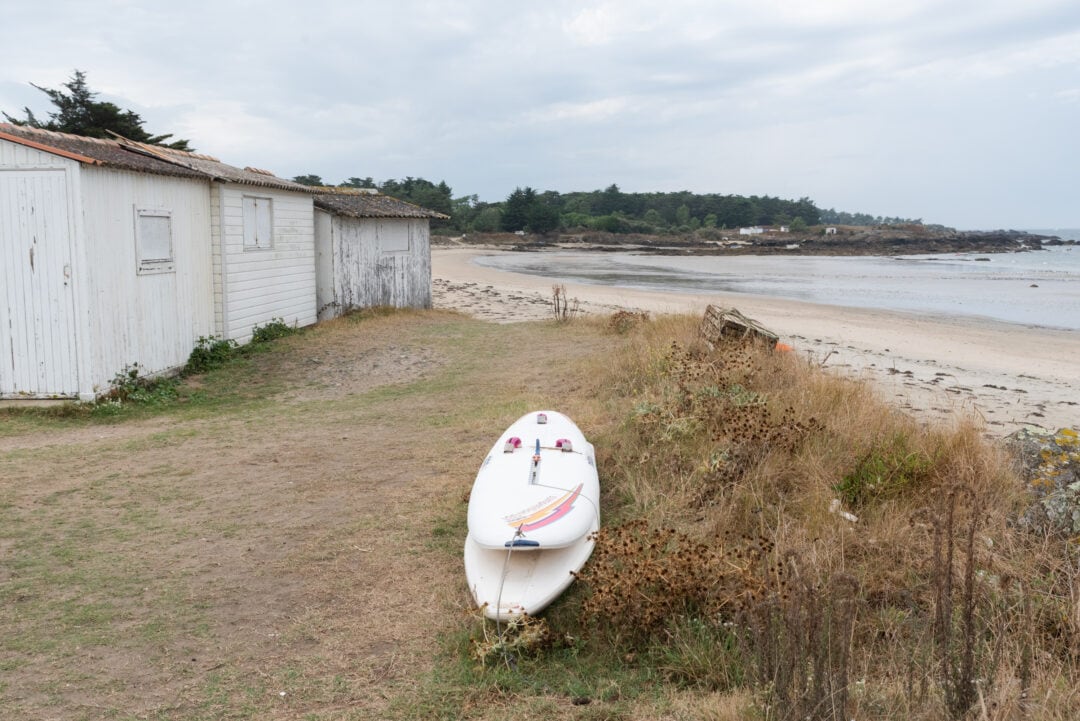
[433,247,1080,436]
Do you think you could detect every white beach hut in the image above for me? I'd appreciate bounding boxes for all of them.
[0,124,317,400]
[313,188,448,320]
[163,153,318,344]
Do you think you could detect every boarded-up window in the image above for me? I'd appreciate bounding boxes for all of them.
[135,208,175,274]
[242,196,273,249]
[379,220,409,253]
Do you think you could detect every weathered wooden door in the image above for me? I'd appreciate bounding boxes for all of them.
[0,169,80,398]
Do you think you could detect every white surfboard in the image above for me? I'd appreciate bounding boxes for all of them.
[464,411,601,620]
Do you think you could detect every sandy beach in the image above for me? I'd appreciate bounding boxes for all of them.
[433,246,1080,436]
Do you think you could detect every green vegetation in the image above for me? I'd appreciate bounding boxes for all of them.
[289,175,837,236]
[819,207,923,226]
[184,336,239,375]
[249,317,299,344]
[184,318,296,377]
[833,433,935,506]
[490,183,822,235]
[317,179,919,236]
[0,318,303,424]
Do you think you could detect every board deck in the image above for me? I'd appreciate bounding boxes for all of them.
[467,411,599,550]
[464,411,601,620]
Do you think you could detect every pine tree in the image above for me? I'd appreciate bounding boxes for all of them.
[2,70,192,151]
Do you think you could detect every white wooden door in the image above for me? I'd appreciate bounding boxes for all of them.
[0,169,80,398]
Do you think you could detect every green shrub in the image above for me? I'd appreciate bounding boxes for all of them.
[101,363,177,407]
[251,318,296,344]
[834,433,934,507]
[184,336,237,374]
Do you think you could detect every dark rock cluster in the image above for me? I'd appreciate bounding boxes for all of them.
[439,227,1072,257]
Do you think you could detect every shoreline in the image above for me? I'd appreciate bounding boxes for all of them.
[432,246,1080,436]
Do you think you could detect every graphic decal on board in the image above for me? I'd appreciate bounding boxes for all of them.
[504,483,584,532]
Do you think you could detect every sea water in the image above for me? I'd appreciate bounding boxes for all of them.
[474,244,1080,331]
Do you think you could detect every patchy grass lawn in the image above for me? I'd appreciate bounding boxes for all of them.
[0,310,621,720]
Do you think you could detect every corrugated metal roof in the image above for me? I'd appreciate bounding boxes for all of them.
[313,187,450,219]
[0,124,316,193]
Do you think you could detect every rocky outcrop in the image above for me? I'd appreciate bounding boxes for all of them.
[1007,427,1080,535]
[708,228,1055,256]
[446,228,1066,257]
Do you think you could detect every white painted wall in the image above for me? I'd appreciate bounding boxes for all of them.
[0,138,76,168]
[2,138,217,399]
[217,184,316,342]
[0,146,83,398]
[79,166,214,393]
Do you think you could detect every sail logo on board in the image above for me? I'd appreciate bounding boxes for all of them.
[504,483,584,532]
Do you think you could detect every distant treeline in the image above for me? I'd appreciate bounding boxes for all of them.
[291,174,920,234]
[818,208,923,226]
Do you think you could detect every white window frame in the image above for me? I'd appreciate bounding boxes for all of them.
[134,207,175,275]
[242,195,274,250]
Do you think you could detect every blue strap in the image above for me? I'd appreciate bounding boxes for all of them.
[505,539,540,548]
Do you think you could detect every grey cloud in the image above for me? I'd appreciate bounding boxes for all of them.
[1,0,1078,226]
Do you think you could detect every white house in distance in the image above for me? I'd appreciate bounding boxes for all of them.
[0,124,319,401]
[313,188,448,320]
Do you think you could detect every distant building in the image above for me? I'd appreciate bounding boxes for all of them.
[739,226,764,235]
[825,227,838,235]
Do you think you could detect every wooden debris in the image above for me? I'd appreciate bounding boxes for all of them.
[699,305,779,350]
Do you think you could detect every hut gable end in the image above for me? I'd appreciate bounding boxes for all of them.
[313,190,438,319]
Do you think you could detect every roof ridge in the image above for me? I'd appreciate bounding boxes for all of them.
[312,191,450,219]
[2,123,320,194]
[312,186,379,195]
[1,123,118,146]
[0,124,221,162]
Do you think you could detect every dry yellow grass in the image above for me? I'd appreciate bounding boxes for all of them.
[574,313,1077,721]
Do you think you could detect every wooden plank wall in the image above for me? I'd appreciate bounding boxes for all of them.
[80,167,215,392]
[219,186,316,343]
[325,217,432,317]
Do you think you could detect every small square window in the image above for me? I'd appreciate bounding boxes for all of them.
[379,220,409,253]
[135,208,174,274]
[243,196,273,250]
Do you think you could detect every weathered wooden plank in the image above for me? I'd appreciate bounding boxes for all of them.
[318,216,431,318]
[0,167,80,397]
[699,305,779,349]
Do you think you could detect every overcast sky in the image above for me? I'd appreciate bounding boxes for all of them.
[2,1,1078,229]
